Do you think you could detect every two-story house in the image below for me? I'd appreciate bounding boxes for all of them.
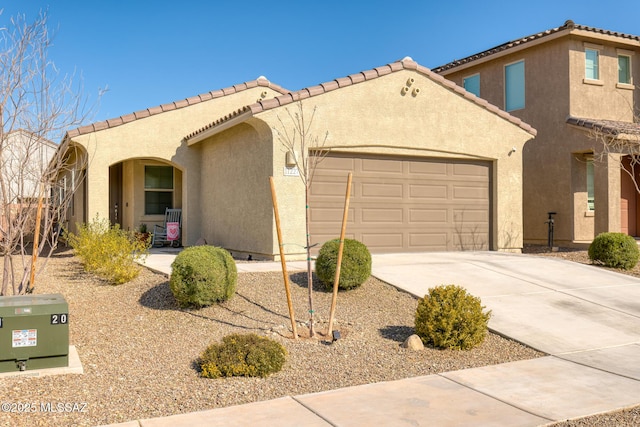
[434,20,640,247]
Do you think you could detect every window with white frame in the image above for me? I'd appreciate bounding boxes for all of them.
[585,48,600,80]
[144,165,173,215]
[618,54,632,84]
[586,159,594,211]
[505,60,525,111]
[463,74,480,97]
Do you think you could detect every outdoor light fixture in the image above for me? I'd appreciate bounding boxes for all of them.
[285,151,297,167]
[332,330,341,342]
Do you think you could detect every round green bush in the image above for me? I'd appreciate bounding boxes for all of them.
[199,333,287,378]
[170,246,237,308]
[315,238,371,290]
[588,232,639,270]
[415,284,491,350]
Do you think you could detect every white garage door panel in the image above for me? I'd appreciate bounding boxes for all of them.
[310,155,491,253]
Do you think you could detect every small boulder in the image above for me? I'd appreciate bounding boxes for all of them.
[401,334,424,351]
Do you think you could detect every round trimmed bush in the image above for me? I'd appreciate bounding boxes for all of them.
[588,232,639,270]
[199,333,287,378]
[315,238,371,290]
[415,285,491,351]
[170,246,237,308]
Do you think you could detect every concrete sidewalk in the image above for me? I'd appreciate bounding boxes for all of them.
[114,250,640,426]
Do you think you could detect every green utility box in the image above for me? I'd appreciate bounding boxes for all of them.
[0,293,69,372]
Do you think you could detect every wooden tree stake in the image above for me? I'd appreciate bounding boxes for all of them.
[327,172,352,336]
[27,184,44,293]
[269,177,298,340]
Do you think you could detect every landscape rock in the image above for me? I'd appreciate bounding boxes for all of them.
[402,334,424,351]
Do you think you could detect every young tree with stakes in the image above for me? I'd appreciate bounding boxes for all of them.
[272,101,329,337]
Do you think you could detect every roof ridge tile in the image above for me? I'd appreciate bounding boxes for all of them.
[433,21,640,73]
[64,77,290,139]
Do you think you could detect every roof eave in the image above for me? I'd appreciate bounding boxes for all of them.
[185,109,254,146]
[436,26,640,76]
[437,29,572,75]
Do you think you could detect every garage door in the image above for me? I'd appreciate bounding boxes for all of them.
[310,155,491,253]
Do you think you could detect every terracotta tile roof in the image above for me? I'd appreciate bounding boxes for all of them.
[184,57,537,142]
[64,77,290,138]
[433,20,640,73]
[567,116,640,137]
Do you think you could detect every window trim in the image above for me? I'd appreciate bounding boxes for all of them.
[463,73,481,97]
[617,49,634,88]
[144,165,174,215]
[504,60,525,112]
[583,43,602,84]
[586,156,594,212]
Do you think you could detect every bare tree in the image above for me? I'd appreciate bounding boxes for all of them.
[272,101,329,337]
[0,11,93,295]
[579,102,640,192]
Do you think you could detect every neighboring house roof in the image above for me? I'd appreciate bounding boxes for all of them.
[433,20,640,73]
[5,129,56,148]
[567,116,640,140]
[64,77,290,138]
[184,56,536,145]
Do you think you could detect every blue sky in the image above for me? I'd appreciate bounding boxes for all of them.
[1,1,638,131]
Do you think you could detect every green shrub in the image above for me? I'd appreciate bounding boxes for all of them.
[415,285,491,350]
[66,215,149,285]
[170,246,237,307]
[588,232,640,270]
[315,238,371,290]
[199,333,287,378]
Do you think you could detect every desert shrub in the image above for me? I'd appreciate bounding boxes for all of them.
[415,284,491,350]
[67,215,149,285]
[199,333,287,378]
[315,238,371,290]
[170,245,237,307]
[588,232,640,270]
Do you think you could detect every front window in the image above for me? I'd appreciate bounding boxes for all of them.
[505,60,525,111]
[585,48,600,80]
[463,74,480,97]
[586,159,594,211]
[618,54,632,84]
[145,165,173,215]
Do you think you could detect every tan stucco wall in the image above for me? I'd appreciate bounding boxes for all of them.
[198,120,275,258]
[441,33,639,246]
[65,86,283,245]
[196,69,533,258]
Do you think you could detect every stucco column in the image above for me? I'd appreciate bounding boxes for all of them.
[594,153,621,235]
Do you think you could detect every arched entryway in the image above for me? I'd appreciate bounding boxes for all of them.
[108,158,183,234]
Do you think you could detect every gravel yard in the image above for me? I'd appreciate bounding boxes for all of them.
[0,247,544,426]
[4,245,640,426]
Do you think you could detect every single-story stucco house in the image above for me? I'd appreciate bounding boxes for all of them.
[54,57,536,260]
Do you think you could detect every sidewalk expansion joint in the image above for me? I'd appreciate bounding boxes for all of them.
[436,373,554,423]
[552,353,640,383]
[290,396,339,427]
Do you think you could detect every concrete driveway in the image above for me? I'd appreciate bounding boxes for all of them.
[372,251,640,371]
